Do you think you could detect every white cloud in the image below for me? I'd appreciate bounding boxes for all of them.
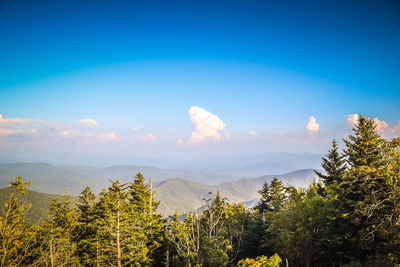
[188,106,226,144]
[79,118,98,127]
[133,127,140,132]
[373,118,389,133]
[373,118,400,136]
[345,114,400,136]
[0,114,41,124]
[177,139,184,145]
[0,128,24,136]
[87,131,117,143]
[306,116,319,134]
[138,133,157,143]
[346,113,359,127]
[250,130,259,137]
[60,130,76,137]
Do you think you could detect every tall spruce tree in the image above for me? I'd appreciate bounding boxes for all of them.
[340,115,399,265]
[96,180,131,267]
[39,194,80,266]
[343,115,385,169]
[315,139,346,187]
[75,186,99,266]
[127,172,164,265]
[255,178,286,213]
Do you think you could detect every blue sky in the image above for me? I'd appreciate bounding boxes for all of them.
[0,0,399,163]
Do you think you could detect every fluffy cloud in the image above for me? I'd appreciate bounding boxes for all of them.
[250,130,259,137]
[87,131,117,143]
[0,114,41,124]
[0,114,42,138]
[138,133,156,143]
[0,128,24,136]
[345,114,400,136]
[306,116,319,134]
[177,139,184,145]
[79,118,98,127]
[188,106,226,144]
[346,113,359,127]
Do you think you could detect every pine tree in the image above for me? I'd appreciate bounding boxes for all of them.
[38,194,80,266]
[343,114,385,169]
[254,182,270,213]
[315,139,346,187]
[127,172,164,265]
[255,178,286,213]
[75,186,99,266]
[340,115,399,264]
[96,180,130,267]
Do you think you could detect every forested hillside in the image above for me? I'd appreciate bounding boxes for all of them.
[0,188,78,224]
[0,169,315,217]
[0,163,239,194]
[0,115,399,266]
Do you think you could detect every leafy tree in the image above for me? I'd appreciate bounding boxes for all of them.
[0,177,39,266]
[269,183,336,266]
[166,211,201,266]
[36,194,80,266]
[224,203,250,265]
[238,254,282,267]
[200,191,230,266]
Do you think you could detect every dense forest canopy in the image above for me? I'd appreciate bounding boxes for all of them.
[0,115,399,266]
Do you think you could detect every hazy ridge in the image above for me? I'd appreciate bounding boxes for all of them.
[0,162,318,216]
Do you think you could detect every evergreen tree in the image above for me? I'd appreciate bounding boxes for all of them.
[255,178,286,213]
[340,115,399,265]
[96,180,131,267]
[315,139,346,187]
[38,194,80,266]
[269,183,336,267]
[127,172,164,265]
[75,186,99,266]
[254,182,270,213]
[344,114,385,169]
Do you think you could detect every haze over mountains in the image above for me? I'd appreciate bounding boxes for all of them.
[0,153,322,216]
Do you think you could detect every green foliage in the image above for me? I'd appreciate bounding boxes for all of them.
[339,115,400,264]
[0,177,39,266]
[238,254,282,267]
[1,118,399,266]
[254,178,286,213]
[315,139,346,188]
[0,187,78,225]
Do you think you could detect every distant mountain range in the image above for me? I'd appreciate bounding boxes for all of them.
[0,152,323,178]
[0,162,239,194]
[154,168,317,216]
[0,162,318,216]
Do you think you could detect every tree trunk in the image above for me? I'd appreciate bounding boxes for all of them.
[116,199,122,267]
[49,235,55,267]
[96,239,100,267]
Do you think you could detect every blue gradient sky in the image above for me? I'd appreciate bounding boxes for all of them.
[0,0,399,162]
